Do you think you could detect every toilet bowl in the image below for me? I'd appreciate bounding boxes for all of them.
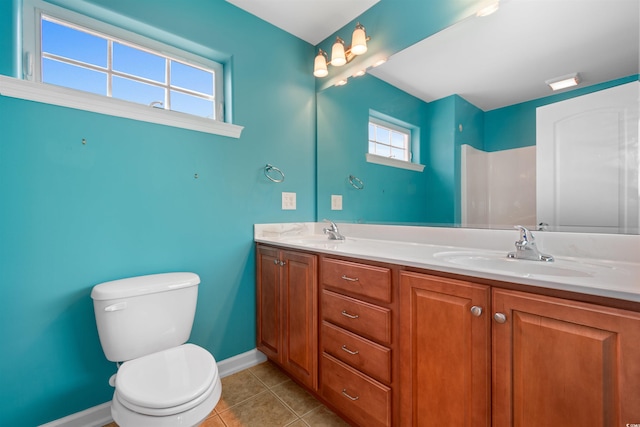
[91,273,222,427]
[111,344,221,427]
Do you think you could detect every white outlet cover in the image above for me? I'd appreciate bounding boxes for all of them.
[331,194,343,210]
[282,192,296,210]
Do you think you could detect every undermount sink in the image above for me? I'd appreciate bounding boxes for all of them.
[433,251,599,278]
[280,235,347,248]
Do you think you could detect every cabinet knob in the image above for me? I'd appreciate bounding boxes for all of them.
[494,312,507,323]
[274,259,279,265]
[280,260,286,266]
[470,306,483,317]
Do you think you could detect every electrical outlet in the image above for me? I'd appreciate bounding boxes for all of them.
[331,194,343,210]
[282,192,296,210]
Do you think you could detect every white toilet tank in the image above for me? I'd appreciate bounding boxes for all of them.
[91,272,200,362]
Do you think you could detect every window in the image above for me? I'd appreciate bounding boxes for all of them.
[368,117,411,161]
[40,16,218,119]
[11,0,243,138]
[366,113,425,172]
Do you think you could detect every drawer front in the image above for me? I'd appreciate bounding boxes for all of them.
[321,353,392,427]
[322,290,391,345]
[322,258,392,303]
[322,321,391,384]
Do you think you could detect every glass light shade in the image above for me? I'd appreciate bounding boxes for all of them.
[313,52,328,77]
[331,39,346,67]
[351,25,367,55]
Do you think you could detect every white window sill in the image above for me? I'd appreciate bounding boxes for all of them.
[365,153,425,172]
[0,75,244,138]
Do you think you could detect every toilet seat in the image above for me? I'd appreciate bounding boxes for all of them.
[115,343,217,416]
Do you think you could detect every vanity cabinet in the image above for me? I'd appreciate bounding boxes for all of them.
[399,270,640,427]
[399,271,491,426]
[256,245,318,390]
[319,258,395,427]
[492,288,640,427]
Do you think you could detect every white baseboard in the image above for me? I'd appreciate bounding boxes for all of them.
[38,402,112,427]
[39,348,267,427]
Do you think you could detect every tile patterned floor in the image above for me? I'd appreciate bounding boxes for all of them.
[103,361,350,427]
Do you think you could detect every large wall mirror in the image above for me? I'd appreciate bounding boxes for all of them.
[316,0,639,234]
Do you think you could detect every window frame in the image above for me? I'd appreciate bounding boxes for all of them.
[13,0,243,138]
[366,112,425,172]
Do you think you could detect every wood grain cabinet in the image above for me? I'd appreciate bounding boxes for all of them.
[399,271,491,427]
[492,288,640,427]
[319,258,395,427]
[256,244,318,390]
[400,270,640,427]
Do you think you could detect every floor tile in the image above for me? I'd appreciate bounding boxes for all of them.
[218,390,298,427]
[249,361,290,388]
[200,414,226,427]
[215,369,268,413]
[302,406,351,427]
[272,380,322,416]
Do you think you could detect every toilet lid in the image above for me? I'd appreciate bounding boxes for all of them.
[116,343,217,410]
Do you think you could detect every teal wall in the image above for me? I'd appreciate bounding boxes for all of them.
[0,0,316,425]
[317,74,431,223]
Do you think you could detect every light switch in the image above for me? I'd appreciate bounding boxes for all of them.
[282,192,296,210]
[331,194,343,210]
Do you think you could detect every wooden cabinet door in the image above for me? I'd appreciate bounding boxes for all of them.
[256,245,282,362]
[281,250,318,390]
[399,271,491,427]
[492,289,640,427]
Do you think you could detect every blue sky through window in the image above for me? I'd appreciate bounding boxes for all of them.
[40,16,217,119]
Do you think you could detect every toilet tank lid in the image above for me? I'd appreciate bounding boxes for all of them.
[91,272,200,301]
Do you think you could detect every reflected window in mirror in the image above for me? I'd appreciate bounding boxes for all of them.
[366,110,425,173]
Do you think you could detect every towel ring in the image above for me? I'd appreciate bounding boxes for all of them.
[264,164,285,183]
[349,175,364,190]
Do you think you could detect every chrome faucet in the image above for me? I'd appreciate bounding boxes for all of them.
[323,219,345,240]
[507,225,554,262]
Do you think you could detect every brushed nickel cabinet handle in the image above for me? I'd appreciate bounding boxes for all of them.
[341,275,359,282]
[494,312,507,323]
[470,306,483,317]
[341,310,359,319]
[341,345,359,355]
[342,389,359,401]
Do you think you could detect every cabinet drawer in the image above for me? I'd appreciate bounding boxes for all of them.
[322,290,391,345]
[322,258,392,303]
[322,321,391,384]
[321,353,391,427]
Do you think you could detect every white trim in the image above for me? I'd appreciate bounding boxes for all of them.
[0,75,243,138]
[37,349,267,427]
[38,402,112,427]
[365,153,425,172]
[217,348,268,378]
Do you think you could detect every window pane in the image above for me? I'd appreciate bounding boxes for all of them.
[368,123,375,139]
[391,132,406,148]
[171,91,215,119]
[391,147,407,160]
[112,76,165,106]
[171,61,214,95]
[369,141,376,153]
[42,58,106,95]
[376,143,391,158]
[375,126,390,143]
[42,19,107,67]
[113,42,166,83]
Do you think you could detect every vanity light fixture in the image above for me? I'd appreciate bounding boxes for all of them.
[313,23,370,77]
[545,72,580,91]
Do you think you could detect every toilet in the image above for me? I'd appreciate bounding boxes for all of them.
[91,272,221,427]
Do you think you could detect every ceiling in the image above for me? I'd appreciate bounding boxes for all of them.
[225,0,379,45]
[227,0,638,111]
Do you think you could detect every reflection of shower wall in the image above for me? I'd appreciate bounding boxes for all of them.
[461,144,536,228]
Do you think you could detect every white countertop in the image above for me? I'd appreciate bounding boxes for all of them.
[255,222,640,303]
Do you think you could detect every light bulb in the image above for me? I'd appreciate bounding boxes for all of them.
[331,38,346,67]
[351,24,367,55]
[313,51,328,77]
